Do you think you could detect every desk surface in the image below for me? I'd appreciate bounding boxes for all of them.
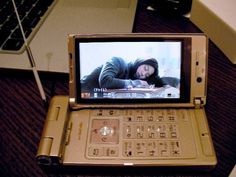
[0,1,236,177]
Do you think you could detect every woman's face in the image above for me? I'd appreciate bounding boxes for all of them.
[135,64,155,79]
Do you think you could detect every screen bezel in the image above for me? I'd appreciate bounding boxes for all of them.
[74,36,191,105]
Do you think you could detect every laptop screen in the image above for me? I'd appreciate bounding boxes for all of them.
[75,36,191,104]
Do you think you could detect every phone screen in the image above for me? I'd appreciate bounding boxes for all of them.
[74,36,191,104]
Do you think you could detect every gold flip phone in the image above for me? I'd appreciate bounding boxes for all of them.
[37,33,217,169]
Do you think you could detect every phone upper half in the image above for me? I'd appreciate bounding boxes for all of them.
[67,33,208,109]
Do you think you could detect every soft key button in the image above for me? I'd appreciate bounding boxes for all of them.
[88,147,119,157]
[104,147,119,157]
[92,109,121,117]
[88,147,104,157]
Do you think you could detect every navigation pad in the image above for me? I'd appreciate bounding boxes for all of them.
[90,119,119,144]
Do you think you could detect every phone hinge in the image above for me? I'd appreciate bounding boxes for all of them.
[36,96,70,165]
[37,137,53,157]
[69,98,76,107]
[194,97,206,109]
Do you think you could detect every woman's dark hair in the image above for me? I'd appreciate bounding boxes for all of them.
[133,58,159,77]
[132,58,167,87]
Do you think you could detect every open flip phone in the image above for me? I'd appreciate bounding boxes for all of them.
[37,33,216,169]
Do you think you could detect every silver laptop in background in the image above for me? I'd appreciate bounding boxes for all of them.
[0,0,137,73]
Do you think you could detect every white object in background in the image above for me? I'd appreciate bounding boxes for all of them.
[190,0,236,64]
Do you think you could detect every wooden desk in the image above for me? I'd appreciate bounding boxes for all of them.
[0,1,235,177]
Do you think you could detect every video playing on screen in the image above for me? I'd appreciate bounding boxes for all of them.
[78,41,182,99]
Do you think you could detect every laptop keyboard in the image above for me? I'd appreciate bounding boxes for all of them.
[0,0,55,52]
[87,109,187,159]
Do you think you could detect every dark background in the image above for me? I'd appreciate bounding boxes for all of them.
[0,1,236,177]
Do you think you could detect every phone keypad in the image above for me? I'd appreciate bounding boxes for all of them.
[87,109,184,159]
